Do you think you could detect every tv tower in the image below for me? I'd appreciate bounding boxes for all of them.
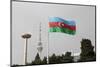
[37,22,43,58]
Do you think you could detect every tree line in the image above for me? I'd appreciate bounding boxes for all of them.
[12,39,96,67]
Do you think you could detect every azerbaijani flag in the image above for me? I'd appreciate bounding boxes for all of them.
[49,17,76,35]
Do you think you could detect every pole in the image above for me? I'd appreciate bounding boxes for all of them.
[25,38,28,65]
[47,44,49,64]
[47,23,49,64]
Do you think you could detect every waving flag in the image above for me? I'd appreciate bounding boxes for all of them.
[49,17,76,35]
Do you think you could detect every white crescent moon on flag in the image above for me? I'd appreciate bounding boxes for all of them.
[58,22,65,27]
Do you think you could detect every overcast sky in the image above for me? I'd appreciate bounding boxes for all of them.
[12,1,95,65]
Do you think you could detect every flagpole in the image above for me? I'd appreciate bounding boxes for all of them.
[47,22,49,64]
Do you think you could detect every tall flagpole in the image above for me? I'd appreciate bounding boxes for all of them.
[47,22,49,64]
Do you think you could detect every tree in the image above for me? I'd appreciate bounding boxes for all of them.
[32,53,42,65]
[49,52,73,64]
[42,57,47,64]
[65,52,71,57]
[49,54,57,64]
[79,39,96,62]
[62,52,73,63]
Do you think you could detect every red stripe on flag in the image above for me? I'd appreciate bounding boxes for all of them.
[49,22,76,30]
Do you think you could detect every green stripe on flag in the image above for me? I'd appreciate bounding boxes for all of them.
[49,27,76,35]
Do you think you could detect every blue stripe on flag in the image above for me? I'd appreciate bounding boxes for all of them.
[49,17,75,26]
